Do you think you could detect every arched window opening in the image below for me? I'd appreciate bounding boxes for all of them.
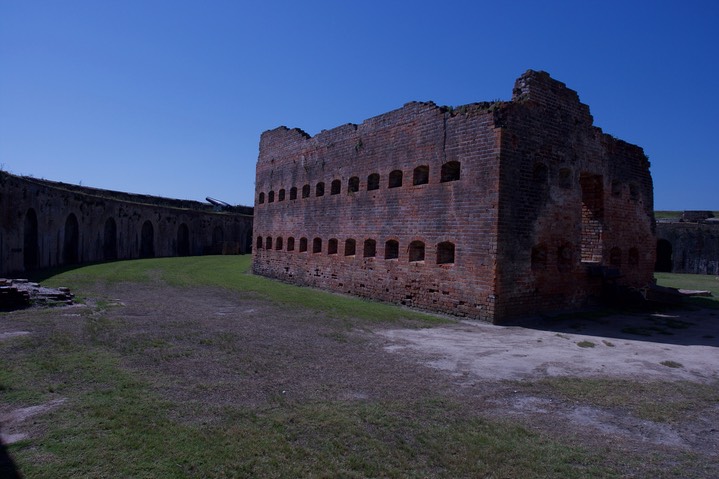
[385,240,399,259]
[348,176,360,193]
[440,161,461,182]
[388,170,403,188]
[609,247,622,267]
[363,239,376,258]
[367,173,380,191]
[299,237,308,252]
[345,239,356,256]
[437,242,455,264]
[258,192,265,204]
[628,248,639,268]
[331,180,341,195]
[313,237,322,254]
[290,187,298,200]
[268,191,275,203]
[629,183,639,201]
[140,220,155,258]
[176,223,190,257]
[531,244,547,271]
[328,238,338,255]
[265,236,273,250]
[63,213,79,264]
[316,182,325,197]
[559,168,572,189]
[278,189,286,201]
[611,180,622,197]
[275,237,283,250]
[408,241,425,262]
[23,208,39,271]
[413,165,429,186]
[302,184,310,198]
[104,217,118,260]
[533,162,548,184]
[557,243,573,272]
[257,236,263,249]
[287,237,295,251]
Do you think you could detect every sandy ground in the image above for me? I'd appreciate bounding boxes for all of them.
[379,309,719,384]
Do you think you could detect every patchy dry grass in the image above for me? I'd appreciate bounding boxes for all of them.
[3,257,620,478]
[2,257,717,478]
[522,377,719,424]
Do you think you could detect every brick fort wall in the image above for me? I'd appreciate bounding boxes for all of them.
[253,70,656,322]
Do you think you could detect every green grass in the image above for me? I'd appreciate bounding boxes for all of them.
[660,360,684,369]
[654,272,719,309]
[5,257,713,477]
[524,377,719,424]
[654,210,719,220]
[35,256,445,324]
[2,257,621,478]
[655,272,719,296]
[654,211,682,220]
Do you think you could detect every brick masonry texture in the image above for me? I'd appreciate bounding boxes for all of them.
[1,171,253,275]
[656,213,719,275]
[252,70,655,323]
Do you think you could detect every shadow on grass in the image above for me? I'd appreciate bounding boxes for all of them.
[22,261,118,283]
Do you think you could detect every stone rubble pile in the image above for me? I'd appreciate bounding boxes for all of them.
[0,279,74,310]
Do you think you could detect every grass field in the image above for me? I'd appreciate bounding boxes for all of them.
[655,272,719,297]
[2,257,717,478]
[654,210,719,220]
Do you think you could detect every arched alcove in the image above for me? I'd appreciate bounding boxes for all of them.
[177,223,190,256]
[63,213,79,264]
[140,220,155,258]
[104,217,118,260]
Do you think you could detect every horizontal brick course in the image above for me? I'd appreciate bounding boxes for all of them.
[253,70,655,323]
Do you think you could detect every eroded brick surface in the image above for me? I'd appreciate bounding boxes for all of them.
[253,70,655,322]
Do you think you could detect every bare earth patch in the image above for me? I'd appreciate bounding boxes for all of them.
[1,280,718,477]
[379,311,719,383]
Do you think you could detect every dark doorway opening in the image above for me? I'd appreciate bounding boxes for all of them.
[63,213,79,264]
[140,221,155,258]
[104,218,118,260]
[655,239,673,272]
[177,223,190,256]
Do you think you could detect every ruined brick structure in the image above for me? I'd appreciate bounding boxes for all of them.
[656,212,719,274]
[1,171,253,276]
[252,70,655,322]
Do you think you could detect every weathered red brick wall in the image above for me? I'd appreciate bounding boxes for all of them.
[253,102,502,320]
[253,70,656,322]
[494,72,655,319]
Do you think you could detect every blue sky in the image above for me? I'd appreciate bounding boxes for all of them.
[1,1,717,210]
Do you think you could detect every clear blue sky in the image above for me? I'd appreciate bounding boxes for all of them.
[1,1,717,210]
